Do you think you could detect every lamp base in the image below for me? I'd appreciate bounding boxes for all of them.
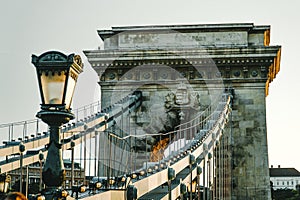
[42,187,75,200]
[42,168,66,187]
[36,110,74,126]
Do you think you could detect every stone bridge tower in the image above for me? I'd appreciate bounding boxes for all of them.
[84,23,281,199]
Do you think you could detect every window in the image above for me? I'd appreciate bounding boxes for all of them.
[287,181,289,185]
[283,181,285,185]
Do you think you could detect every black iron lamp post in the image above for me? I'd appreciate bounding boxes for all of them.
[19,142,25,194]
[32,51,83,199]
[167,167,175,200]
[196,166,202,200]
[207,152,212,200]
[39,151,44,192]
[189,154,196,200]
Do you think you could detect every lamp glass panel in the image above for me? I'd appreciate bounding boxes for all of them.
[64,71,76,109]
[0,182,8,193]
[41,71,66,105]
[191,181,197,192]
[0,182,4,192]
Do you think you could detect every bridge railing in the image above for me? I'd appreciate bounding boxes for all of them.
[0,91,232,199]
[166,94,224,159]
[74,101,102,122]
[0,92,142,175]
[0,99,103,144]
[0,119,47,145]
[93,92,231,181]
[79,92,232,199]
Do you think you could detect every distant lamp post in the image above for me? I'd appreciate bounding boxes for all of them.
[207,152,212,200]
[70,140,75,190]
[189,154,196,200]
[180,182,187,200]
[127,185,137,200]
[167,167,175,200]
[19,142,25,194]
[196,166,202,200]
[32,51,83,199]
[39,151,44,192]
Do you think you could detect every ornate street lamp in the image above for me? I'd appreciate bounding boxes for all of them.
[32,51,83,199]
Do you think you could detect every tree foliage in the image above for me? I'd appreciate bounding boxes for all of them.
[272,189,300,200]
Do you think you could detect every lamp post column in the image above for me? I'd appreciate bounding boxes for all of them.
[38,113,77,199]
[42,125,65,187]
[37,113,74,199]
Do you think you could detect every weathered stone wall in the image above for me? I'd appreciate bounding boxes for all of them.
[230,83,271,199]
[104,31,249,50]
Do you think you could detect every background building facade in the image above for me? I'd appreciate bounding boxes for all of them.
[270,165,300,190]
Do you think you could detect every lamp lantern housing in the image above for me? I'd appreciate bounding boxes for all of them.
[32,51,83,112]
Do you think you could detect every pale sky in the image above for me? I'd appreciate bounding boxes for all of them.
[1,0,300,170]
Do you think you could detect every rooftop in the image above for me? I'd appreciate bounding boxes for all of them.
[98,23,270,38]
[270,167,300,177]
[96,22,272,52]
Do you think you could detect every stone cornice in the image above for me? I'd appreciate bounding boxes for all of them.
[266,47,281,95]
[84,46,280,62]
[110,23,256,32]
[85,46,281,96]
